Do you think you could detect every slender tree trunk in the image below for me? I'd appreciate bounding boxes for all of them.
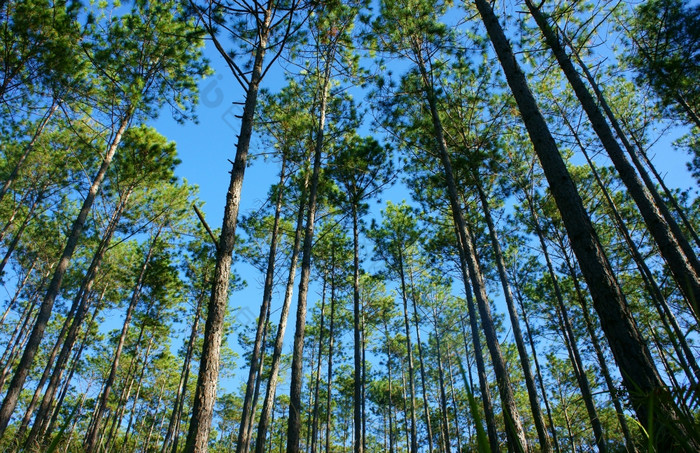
[512,279,562,453]
[411,38,528,450]
[162,289,204,453]
[397,250,419,453]
[142,379,167,453]
[237,156,287,453]
[254,167,309,453]
[445,345,462,453]
[0,297,39,390]
[457,283,499,453]
[557,105,700,384]
[406,265,434,453]
[286,47,333,453]
[26,189,131,449]
[325,252,337,453]
[0,112,131,436]
[45,297,99,442]
[526,0,700,320]
[476,181,551,452]
[383,319,395,453]
[310,282,326,453]
[85,227,161,452]
[350,205,364,453]
[562,250,639,453]
[525,194,607,451]
[184,4,273,450]
[474,0,692,446]
[431,312,451,453]
[567,30,700,249]
[122,335,154,450]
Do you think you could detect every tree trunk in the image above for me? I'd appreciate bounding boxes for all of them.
[122,334,154,450]
[163,290,205,453]
[431,311,451,453]
[237,154,287,453]
[254,166,309,453]
[457,274,500,453]
[0,111,131,436]
[351,204,363,453]
[559,107,700,384]
[325,250,337,453]
[184,4,273,450]
[85,227,161,452]
[397,249,419,453]
[25,189,131,449]
[406,264,434,453]
[476,181,551,452]
[526,0,700,321]
[411,37,529,451]
[512,278,562,453]
[473,0,692,446]
[285,45,333,453]
[525,194,607,451]
[310,281,326,453]
[562,249,639,453]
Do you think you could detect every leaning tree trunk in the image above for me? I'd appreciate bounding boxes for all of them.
[562,247,638,453]
[25,188,132,449]
[476,180,551,452]
[526,195,607,452]
[525,0,700,321]
[564,114,700,384]
[412,40,529,451]
[455,258,500,453]
[472,0,694,447]
[512,278,562,453]
[0,111,131,436]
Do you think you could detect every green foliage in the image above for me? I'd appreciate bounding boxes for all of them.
[625,0,700,126]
